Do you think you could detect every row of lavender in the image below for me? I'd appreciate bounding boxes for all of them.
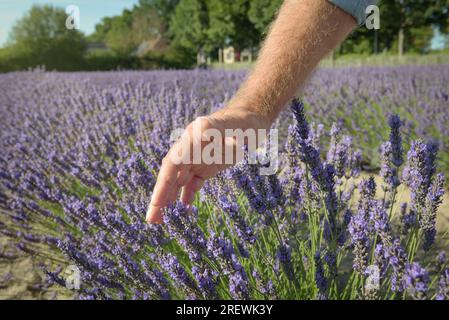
[302,66,449,175]
[0,68,448,299]
[56,66,449,174]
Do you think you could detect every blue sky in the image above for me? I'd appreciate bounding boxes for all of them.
[432,30,447,50]
[0,0,139,46]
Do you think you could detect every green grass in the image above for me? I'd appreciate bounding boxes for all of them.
[211,53,449,70]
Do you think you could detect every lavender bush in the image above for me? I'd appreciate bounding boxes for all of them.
[0,68,448,300]
[301,66,449,175]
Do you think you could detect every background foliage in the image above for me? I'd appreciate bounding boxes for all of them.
[0,1,448,72]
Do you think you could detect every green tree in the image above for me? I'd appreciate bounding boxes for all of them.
[336,1,449,55]
[378,0,449,55]
[207,0,260,49]
[139,0,180,21]
[7,4,87,70]
[207,0,259,50]
[89,16,114,42]
[91,5,166,56]
[206,0,235,50]
[132,6,166,45]
[169,0,209,54]
[248,0,282,36]
[103,10,136,56]
[137,0,179,41]
[408,27,435,53]
[169,0,259,61]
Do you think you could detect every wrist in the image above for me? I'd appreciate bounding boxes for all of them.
[223,101,273,131]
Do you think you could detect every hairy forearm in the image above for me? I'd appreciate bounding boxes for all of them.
[228,0,356,124]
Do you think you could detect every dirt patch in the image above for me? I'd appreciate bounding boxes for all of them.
[0,236,73,300]
[357,174,449,234]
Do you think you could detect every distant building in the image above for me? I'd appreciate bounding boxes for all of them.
[240,49,253,62]
[218,46,253,64]
[197,48,208,65]
[222,47,235,64]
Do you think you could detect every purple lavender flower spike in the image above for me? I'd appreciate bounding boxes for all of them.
[157,253,198,297]
[276,243,295,281]
[387,239,408,292]
[252,270,277,299]
[228,255,250,300]
[291,98,309,140]
[206,230,250,299]
[402,139,439,215]
[163,202,207,262]
[404,262,429,300]
[387,115,404,168]
[437,251,447,267]
[379,142,400,192]
[370,200,391,240]
[314,251,328,298]
[436,269,449,300]
[191,265,219,299]
[348,210,370,274]
[399,202,415,236]
[421,173,445,250]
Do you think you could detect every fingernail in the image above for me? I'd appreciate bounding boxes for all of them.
[145,206,152,222]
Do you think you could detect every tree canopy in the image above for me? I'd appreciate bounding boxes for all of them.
[7,4,87,70]
[1,1,448,72]
[90,0,449,58]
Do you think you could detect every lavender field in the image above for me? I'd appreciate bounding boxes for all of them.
[0,66,448,300]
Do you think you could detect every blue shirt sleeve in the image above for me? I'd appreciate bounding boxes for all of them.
[329,0,380,25]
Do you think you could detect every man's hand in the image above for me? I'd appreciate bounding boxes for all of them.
[146,0,356,224]
[146,106,269,224]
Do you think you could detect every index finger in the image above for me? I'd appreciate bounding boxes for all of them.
[146,155,181,224]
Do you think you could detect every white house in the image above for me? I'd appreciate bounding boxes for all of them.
[218,46,253,64]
